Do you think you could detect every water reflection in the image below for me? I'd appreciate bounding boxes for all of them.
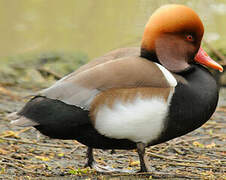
[0,0,225,59]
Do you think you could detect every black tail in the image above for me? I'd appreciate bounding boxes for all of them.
[18,96,90,139]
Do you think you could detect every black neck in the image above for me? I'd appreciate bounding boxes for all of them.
[140,48,159,63]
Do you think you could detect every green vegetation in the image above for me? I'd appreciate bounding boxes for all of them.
[0,51,89,88]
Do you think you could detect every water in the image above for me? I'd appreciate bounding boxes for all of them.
[0,0,225,59]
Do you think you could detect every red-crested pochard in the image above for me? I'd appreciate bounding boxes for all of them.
[9,4,223,172]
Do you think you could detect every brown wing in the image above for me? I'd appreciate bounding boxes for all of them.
[40,56,177,109]
[66,47,140,77]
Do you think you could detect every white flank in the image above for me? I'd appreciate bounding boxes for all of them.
[155,63,177,87]
[95,96,169,144]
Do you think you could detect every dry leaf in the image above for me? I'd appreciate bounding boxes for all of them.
[206,142,216,149]
[35,155,50,161]
[58,153,64,157]
[193,141,205,148]
[129,160,140,167]
[0,148,9,155]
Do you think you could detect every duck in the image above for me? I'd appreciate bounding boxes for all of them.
[9,4,223,172]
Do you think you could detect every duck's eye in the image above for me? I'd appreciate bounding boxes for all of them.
[186,35,194,42]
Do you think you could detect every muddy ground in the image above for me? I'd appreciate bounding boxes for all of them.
[0,84,225,180]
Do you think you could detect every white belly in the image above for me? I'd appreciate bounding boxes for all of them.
[94,96,169,144]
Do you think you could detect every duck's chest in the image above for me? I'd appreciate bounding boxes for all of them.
[154,66,219,144]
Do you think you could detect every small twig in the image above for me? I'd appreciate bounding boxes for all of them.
[69,145,80,154]
[17,127,32,134]
[0,154,41,165]
[109,171,200,179]
[171,135,218,145]
[172,147,185,155]
[0,161,43,175]
[0,128,33,138]
[153,144,170,154]
[147,152,204,163]
[165,161,214,169]
[0,137,74,149]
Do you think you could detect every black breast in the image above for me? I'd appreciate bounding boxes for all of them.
[150,65,219,145]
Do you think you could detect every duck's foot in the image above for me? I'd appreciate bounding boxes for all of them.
[136,166,155,173]
[85,145,154,173]
[84,147,134,173]
[84,147,94,168]
[136,142,154,172]
[92,163,135,173]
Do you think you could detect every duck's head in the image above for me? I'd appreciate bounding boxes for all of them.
[141,4,223,73]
